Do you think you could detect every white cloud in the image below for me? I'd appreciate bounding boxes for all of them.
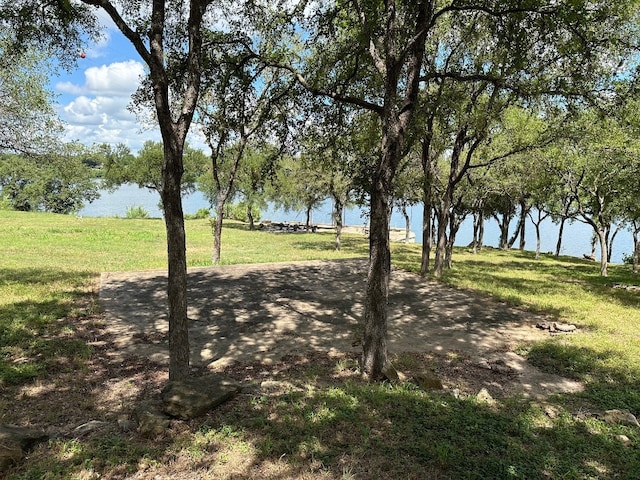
[57,60,146,96]
[56,59,208,154]
[85,61,145,95]
[56,60,154,152]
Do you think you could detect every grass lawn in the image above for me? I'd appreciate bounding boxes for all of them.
[1,209,639,479]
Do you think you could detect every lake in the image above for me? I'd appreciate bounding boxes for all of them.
[79,183,635,264]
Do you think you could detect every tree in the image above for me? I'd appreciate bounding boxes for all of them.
[78,0,212,380]
[268,153,326,228]
[264,1,431,379]
[552,110,640,276]
[102,140,206,197]
[298,103,365,250]
[197,35,294,264]
[0,142,99,213]
[0,41,62,155]
[232,145,276,231]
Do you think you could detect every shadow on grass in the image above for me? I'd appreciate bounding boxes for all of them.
[7,352,640,479]
[526,341,640,412]
[0,267,94,385]
[434,250,640,314]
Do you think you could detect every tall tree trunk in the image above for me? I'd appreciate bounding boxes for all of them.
[356,1,430,380]
[445,213,461,269]
[495,213,511,250]
[518,202,528,251]
[507,204,525,249]
[90,0,206,382]
[401,204,411,243]
[212,195,225,264]
[420,138,434,275]
[421,204,432,274]
[334,197,344,251]
[362,168,392,380]
[633,225,639,277]
[247,201,255,231]
[305,205,312,230]
[608,223,622,263]
[433,205,449,278]
[161,143,190,382]
[597,228,608,276]
[471,211,481,252]
[555,216,566,257]
[475,211,485,253]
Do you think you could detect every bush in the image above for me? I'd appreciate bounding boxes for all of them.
[622,251,637,265]
[125,205,149,219]
[224,201,261,223]
[184,207,210,220]
[0,195,12,211]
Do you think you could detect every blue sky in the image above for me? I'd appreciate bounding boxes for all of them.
[51,20,205,154]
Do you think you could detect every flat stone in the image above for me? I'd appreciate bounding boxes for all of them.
[603,409,640,427]
[162,373,241,419]
[616,434,632,446]
[413,372,444,391]
[552,323,577,333]
[476,388,496,406]
[0,425,48,471]
[73,420,111,437]
[382,362,400,382]
[133,401,170,437]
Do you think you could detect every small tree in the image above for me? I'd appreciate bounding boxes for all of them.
[0,143,99,213]
[103,140,206,197]
[0,37,63,155]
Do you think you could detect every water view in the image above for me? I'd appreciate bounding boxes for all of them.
[79,183,634,264]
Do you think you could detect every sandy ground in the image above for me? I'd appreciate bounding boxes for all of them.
[99,258,583,399]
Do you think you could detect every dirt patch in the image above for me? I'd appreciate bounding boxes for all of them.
[99,259,583,399]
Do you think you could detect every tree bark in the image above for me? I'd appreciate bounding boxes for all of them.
[334,198,344,251]
[633,226,639,277]
[247,202,255,230]
[362,166,392,380]
[421,203,432,274]
[445,212,462,269]
[420,134,435,275]
[608,223,622,263]
[305,205,312,230]
[212,195,225,264]
[433,204,449,277]
[555,216,566,257]
[160,144,190,381]
[597,228,608,276]
[401,204,411,243]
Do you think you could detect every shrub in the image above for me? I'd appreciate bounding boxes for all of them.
[0,195,12,211]
[621,252,637,265]
[125,205,149,219]
[185,207,210,220]
[224,201,261,223]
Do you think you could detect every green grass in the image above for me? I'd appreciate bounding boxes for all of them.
[2,210,640,479]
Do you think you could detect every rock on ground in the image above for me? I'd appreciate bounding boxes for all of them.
[0,425,48,471]
[162,373,241,420]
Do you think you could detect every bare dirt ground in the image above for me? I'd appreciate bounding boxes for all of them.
[99,258,583,399]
